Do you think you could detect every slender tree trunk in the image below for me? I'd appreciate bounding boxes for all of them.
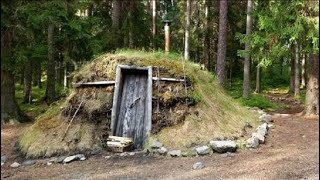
[279,58,283,76]
[184,0,191,60]
[45,24,56,104]
[243,0,253,98]
[301,53,306,89]
[152,0,157,49]
[289,55,295,94]
[164,22,170,53]
[255,65,261,93]
[216,0,228,86]
[305,54,319,116]
[23,59,32,103]
[294,41,300,96]
[20,67,24,85]
[203,0,211,70]
[112,0,122,49]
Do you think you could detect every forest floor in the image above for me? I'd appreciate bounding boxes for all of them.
[1,92,319,180]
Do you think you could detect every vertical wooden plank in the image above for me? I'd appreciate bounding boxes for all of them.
[116,74,129,136]
[121,74,136,138]
[111,65,122,135]
[143,66,153,145]
[130,74,142,148]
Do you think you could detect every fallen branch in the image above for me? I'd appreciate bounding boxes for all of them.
[61,100,84,141]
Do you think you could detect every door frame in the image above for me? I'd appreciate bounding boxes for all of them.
[110,64,153,147]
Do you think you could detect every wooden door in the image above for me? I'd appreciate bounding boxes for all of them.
[115,73,147,149]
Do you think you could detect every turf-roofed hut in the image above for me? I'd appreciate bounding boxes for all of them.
[19,50,259,158]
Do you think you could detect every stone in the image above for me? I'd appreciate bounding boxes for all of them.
[246,136,259,148]
[1,155,7,164]
[257,123,268,136]
[195,146,210,155]
[157,147,168,155]
[22,160,36,166]
[128,152,135,156]
[10,162,20,168]
[56,156,67,163]
[192,162,205,170]
[168,150,181,157]
[220,152,235,158]
[119,152,128,157]
[150,140,162,149]
[47,162,53,166]
[105,156,111,159]
[209,140,237,153]
[252,132,265,144]
[63,154,86,163]
[259,114,272,123]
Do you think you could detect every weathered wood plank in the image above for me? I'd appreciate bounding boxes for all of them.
[73,81,115,87]
[74,77,183,88]
[152,77,185,82]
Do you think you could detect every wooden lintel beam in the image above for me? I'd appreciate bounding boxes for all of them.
[73,77,185,88]
[152,77,185,82]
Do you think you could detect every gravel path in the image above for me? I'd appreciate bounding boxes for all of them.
[1,94,319,180]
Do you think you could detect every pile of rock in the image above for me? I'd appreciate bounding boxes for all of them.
[246,108,272,148]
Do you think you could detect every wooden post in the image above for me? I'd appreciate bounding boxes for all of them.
[164,22,170,53]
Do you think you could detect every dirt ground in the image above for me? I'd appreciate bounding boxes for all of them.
[1,93,319,180]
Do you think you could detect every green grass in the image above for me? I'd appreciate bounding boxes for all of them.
[226,80,281,110]
[15,83,69,119]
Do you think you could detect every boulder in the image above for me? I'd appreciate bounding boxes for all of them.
[195,146,210,155]
[22,160,36,166]
[168,150,181,157]
[150,140,162,149]
[63,154,86,163]
[209,140,237,153]
[252,132,265,144]
[56,156,67,163]
[157,147,168,155]
[192,162,205,170]
[259,114,272,123]
[246,136,259,148]
[257,123,268,136]
[10,162,20,168]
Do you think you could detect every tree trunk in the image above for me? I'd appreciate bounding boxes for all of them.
[164,22,170,53]
[301,53,306,89]
[1,70,30,123]
[1,25,29,123]
[112,0,122,49]
[32,60,41,87]
[255,65,261,93]
[243,0,253,99]
[20,67,24,85]
[23,59,32,103]
[184,0,191,60]
[45,24,56,104]
[203,0,211,70]
[305,54,319,116]
[216,0,228,86]
[289,56,295,94]
[152,0,157,49]
[294,41,300,97]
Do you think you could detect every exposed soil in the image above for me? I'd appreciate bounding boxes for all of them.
[1,93,319,180]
